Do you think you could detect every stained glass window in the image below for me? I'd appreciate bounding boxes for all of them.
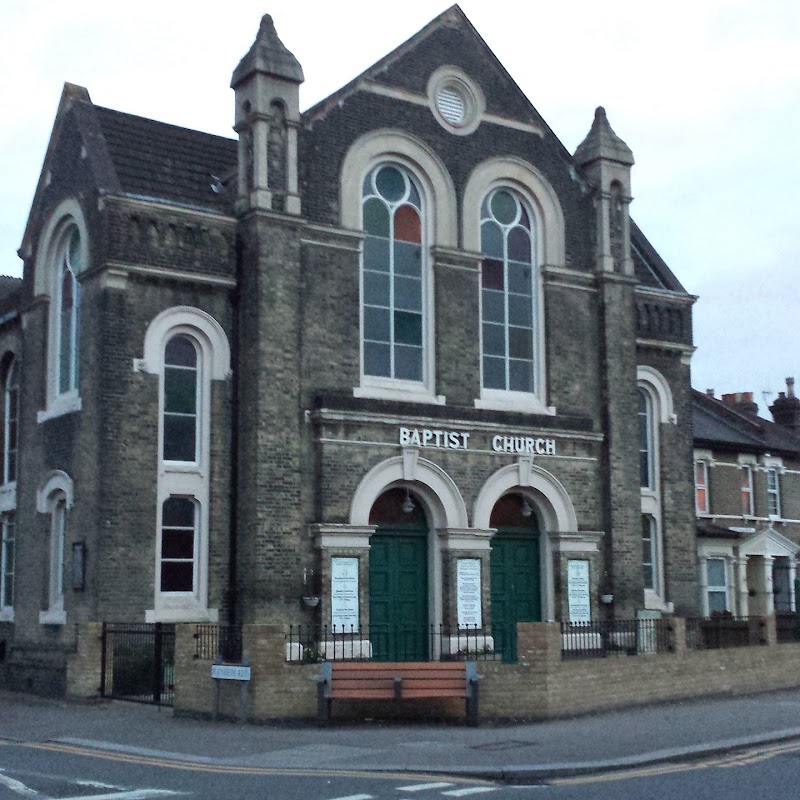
[163,335,198,462]
[480,189,535,392]
[362,165,424,382]
[160,497,196,593]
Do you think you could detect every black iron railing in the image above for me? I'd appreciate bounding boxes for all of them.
[685,616,764,650]
[284,623,504,663]
[100,622,175,706]
[775,613,800,643]
[194,624,243,662]
[560,618,672,659]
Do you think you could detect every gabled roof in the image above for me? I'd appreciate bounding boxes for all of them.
[21,85,237,255]
[631,220,686,293]
[93,106,237,212]
[693,389,800,457]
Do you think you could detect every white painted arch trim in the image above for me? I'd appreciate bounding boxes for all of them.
[473,459,578,532]
[637,365,676,424]
[350,454,468,529]
[37,470,74,512]
[462,156,566,266]
[33,198,90,297]
[139,306,231,380]
[340,129,457,248]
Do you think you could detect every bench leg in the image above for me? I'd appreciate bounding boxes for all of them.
[317,681,331,722]
[466,680,479,727]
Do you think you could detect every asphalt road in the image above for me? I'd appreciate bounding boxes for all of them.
[3,738,800,800]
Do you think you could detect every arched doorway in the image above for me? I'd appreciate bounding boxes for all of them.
[490,493,542,662]
[368,488,429,661]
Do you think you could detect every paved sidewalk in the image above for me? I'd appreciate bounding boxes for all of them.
[3,688,800,781]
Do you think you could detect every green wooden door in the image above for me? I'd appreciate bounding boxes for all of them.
[491,529,541,662]
[369,524,428,661]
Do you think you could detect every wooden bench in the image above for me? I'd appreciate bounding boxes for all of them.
[317,661,480,726]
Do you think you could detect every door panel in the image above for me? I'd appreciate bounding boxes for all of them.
[491,529,541,663]
[369,528,428,661]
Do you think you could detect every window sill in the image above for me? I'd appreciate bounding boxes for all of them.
[644,591,673,614]
[37,393,82,424]
[39,606,66,625]
[0,482,16,512]
[475,390,555,415]
[354,385,445,406]
[145,605,219,624]
[0,607,14,623]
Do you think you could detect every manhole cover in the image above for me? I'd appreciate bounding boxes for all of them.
[471,740,535,751]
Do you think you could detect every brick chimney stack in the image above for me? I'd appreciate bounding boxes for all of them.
[721,391,759,415]
[770,377,800,431]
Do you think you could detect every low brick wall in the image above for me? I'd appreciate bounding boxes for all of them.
[132,618,800,722]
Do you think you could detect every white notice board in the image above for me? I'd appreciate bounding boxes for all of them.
[331,557,360,631]
[457,558,482,629]
[567,559,591,623]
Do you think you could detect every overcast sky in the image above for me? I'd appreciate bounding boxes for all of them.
[1,0,797,408]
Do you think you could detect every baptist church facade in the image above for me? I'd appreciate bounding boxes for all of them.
[0,6,698,685]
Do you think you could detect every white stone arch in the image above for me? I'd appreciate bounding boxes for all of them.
[473,460,578,533]
[340,129,457,248]
[350,453,468,530]
[33,198,90,297]
[139,306,231,380]
[637,365,676,424]
[37,469,74,512]
[463,156,566,267]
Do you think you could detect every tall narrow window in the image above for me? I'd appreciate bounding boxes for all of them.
[163,335,199,462]
[160,497,197,594]
[740,466,753,516]
[480,188,536,393]
[642,514,657,591]
[767,468,781,517]
[706,558,728,615]
[50,497,66,610]
[57,229,81,395]
[3,360,18,484]
[695,461,709,514]
[638,388,654,488]
[361,164,424,382]
[0,512,14,615]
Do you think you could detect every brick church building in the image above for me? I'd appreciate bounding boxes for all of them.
[1,6,698,690]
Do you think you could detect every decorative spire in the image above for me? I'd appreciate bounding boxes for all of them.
[574,106,634,168]
[231,14,304,88]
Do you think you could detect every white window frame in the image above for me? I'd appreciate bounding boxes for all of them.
[35,200,89,423]
[695,460,710,516]
[705,556,730,616]
[157,496,200,598]
[766,467,782,519]
[740,465,754,517]
[0,511,14,621]
[161,333,202,468]
[37,470,74,625]
[138,307,229,623]
[638,386,655,490]
[3,359,18,486]
[357,161,438,402]
[637,367,676,612]
[642,513,658,593]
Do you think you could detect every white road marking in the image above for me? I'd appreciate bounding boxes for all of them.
[326,795,373,800]
[442,789,498,797]
[60,791,182,800]
[75,780,119,788]
[398,783,456,792]
[0,770,44,798]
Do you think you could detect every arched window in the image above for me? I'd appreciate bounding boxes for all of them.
[56,227,81,395]
[3,359,18,485]
[480,188,537,394]
[361,164,425,384]
[36,470,73,625]
[162,335,199,463]
[139,306,230,623]
[638,387,654,489]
